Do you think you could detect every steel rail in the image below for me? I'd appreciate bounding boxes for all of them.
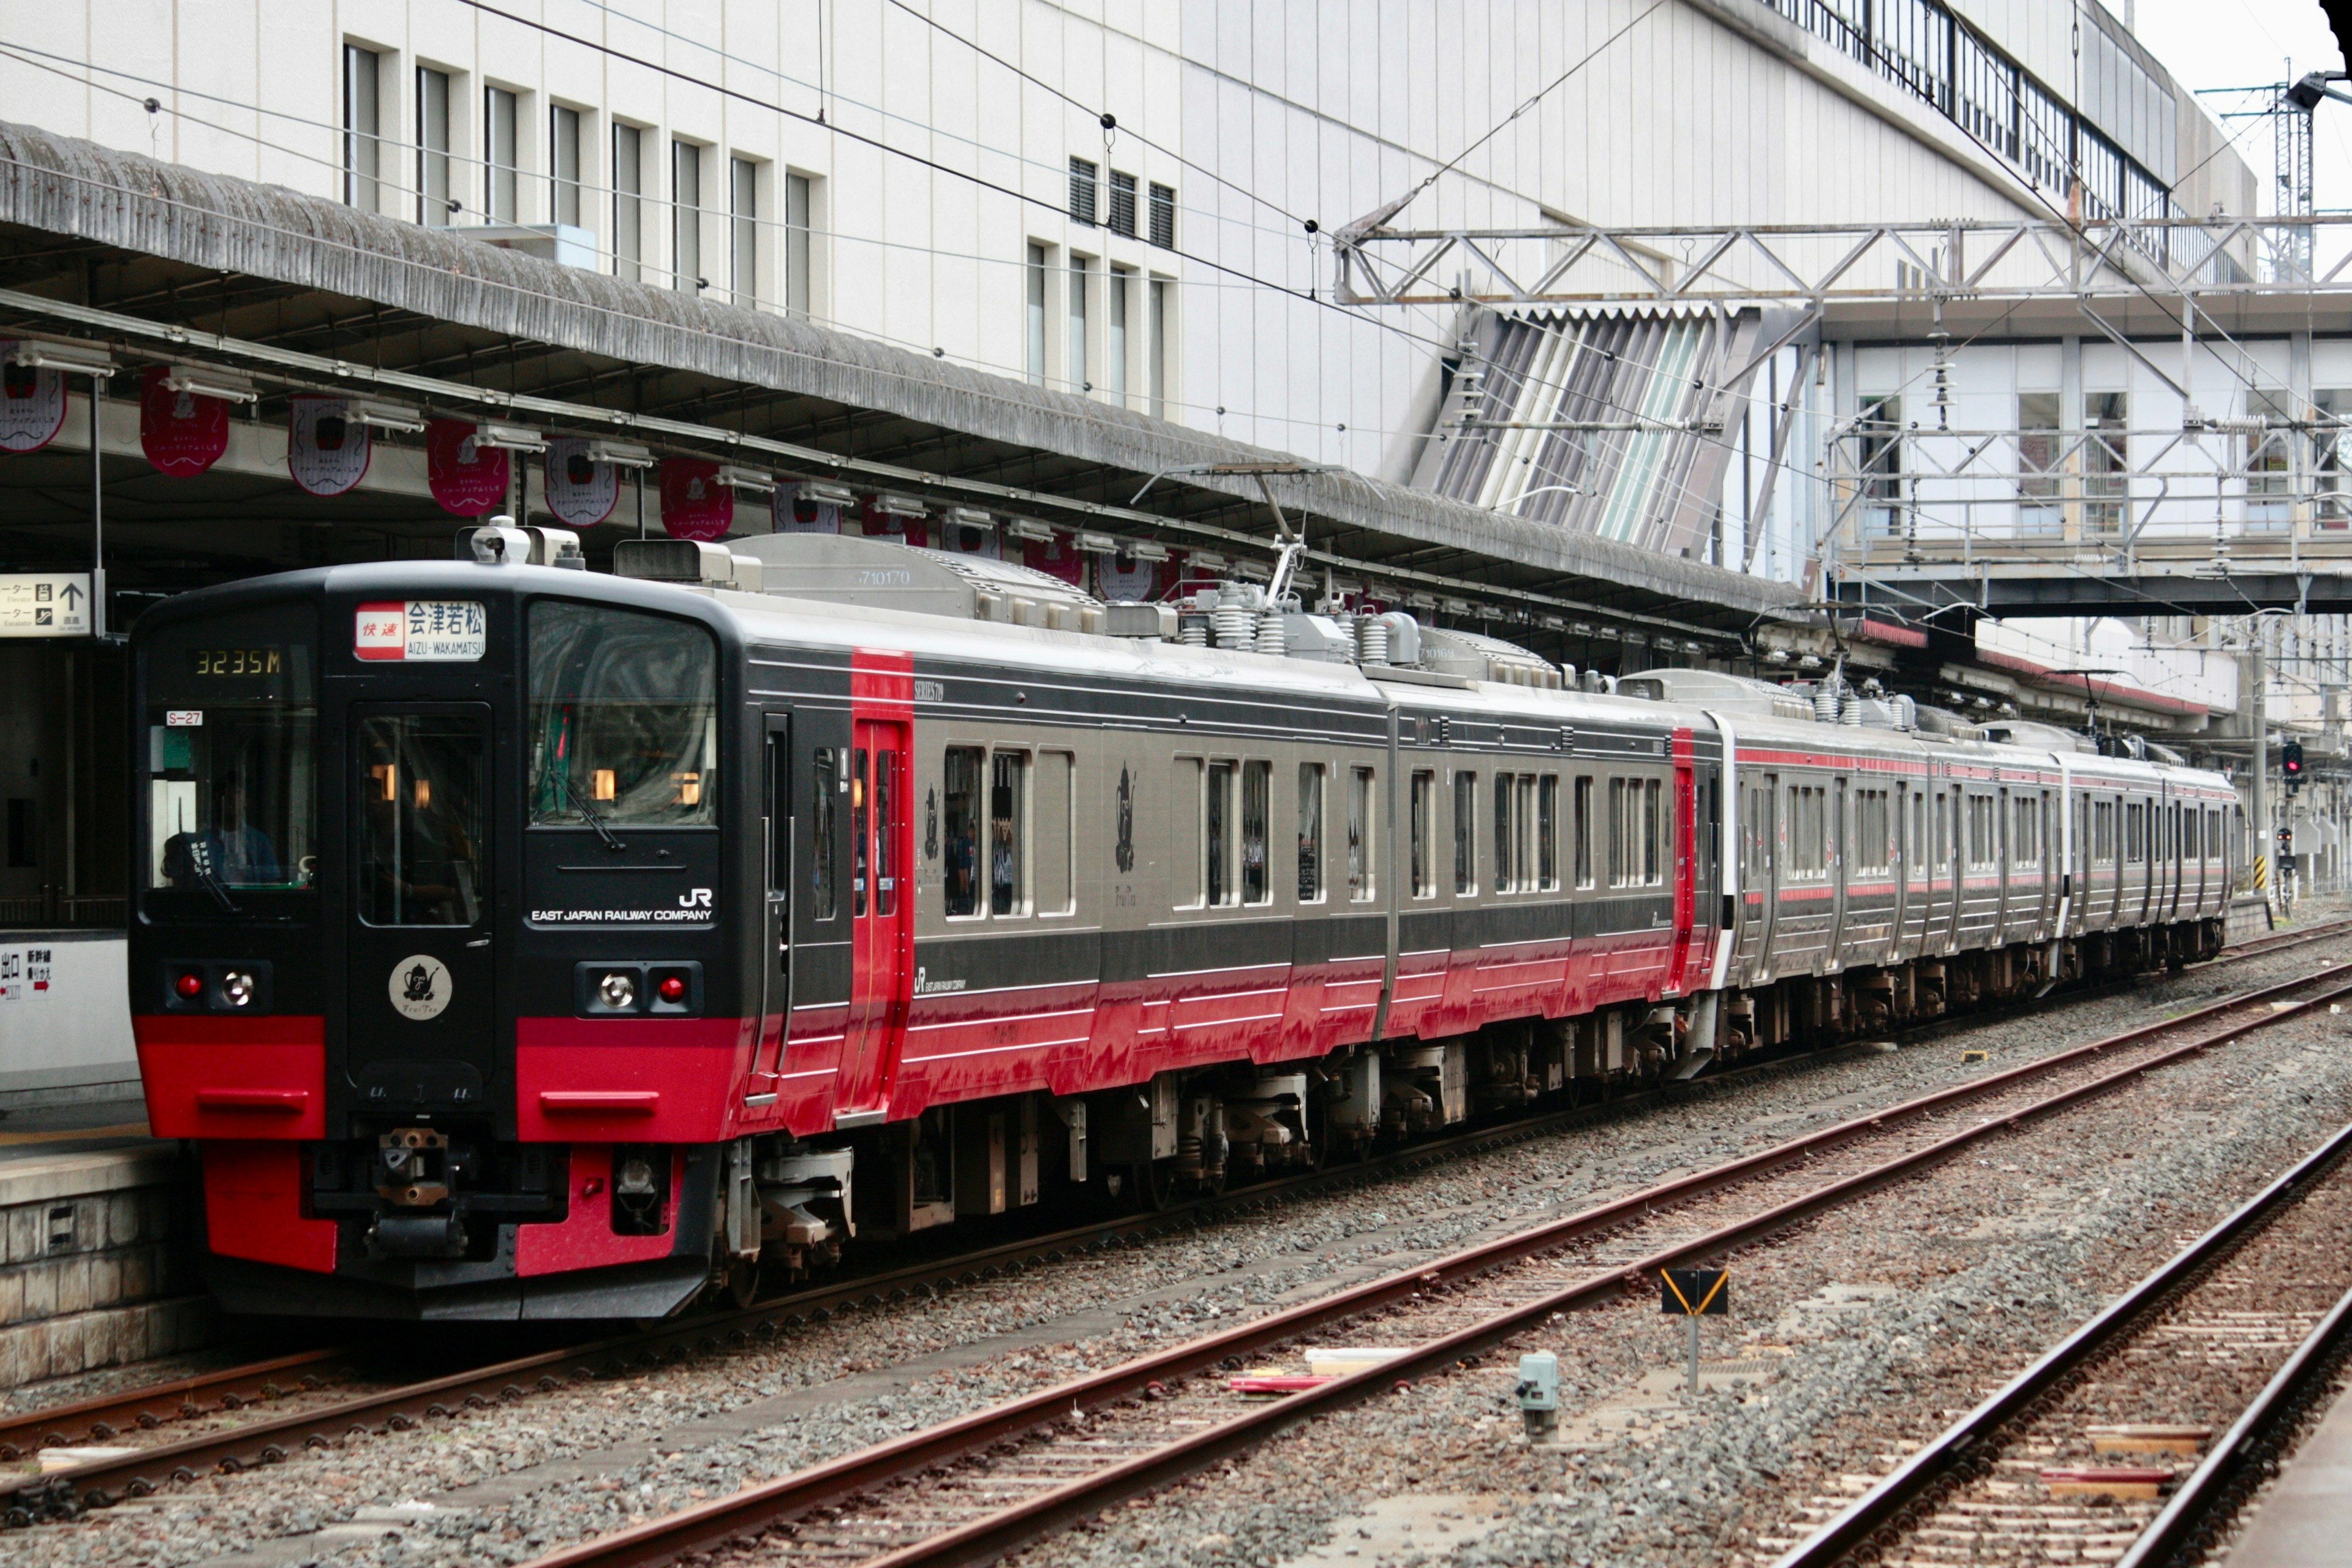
[0,1348,349,1461]
[1773,1117,2352,1568]
[0,924,2331,1517]
[2112,1264,2352,1567]
[516,969,2352,1568]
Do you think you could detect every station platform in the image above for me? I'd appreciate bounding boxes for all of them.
[2225,1380,2352,1568]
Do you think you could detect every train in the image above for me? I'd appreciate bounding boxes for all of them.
[129,525,2239,1319]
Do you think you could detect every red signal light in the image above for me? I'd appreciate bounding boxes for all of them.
[657,975,687,1004]
[175,972,205,999]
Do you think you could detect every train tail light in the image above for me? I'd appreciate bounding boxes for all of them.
[657,974,686,1004]
[174,971,205,1000]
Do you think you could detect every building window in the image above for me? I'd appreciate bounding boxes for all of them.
[731,156,758,306]
[1069,157,1098,225]
[785,172,813,317]
[1068,254,1090,392]
[1025,243,1049,386]
[1148,278,1168,419]
[674,140,704,291]
[1107,266,1132,404]
[550,105,582,227]
[417,67,452,226]
[2084,391,2128,533]
[342,45,380,210]
[612,124,643,281]
[2017,391,2061,536]
[1107,170,1137,236]
[1149,181,1175,249]
[1858,393,1901,537]
[484,86,519,224]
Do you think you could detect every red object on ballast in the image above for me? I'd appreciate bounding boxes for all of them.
[658,976,687,1003]
[175,972,205,998]
[1227,1375,1333,1395]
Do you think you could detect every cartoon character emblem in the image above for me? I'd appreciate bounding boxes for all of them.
[1115,766,1136,873]
[388,954,453,1021]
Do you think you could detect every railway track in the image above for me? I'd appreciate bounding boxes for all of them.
[498,959,2352,1568]
[1764,1115,2352,1568]
[4,918,2341,1531]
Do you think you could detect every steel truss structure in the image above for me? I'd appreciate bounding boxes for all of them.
[1327,216,2352,309]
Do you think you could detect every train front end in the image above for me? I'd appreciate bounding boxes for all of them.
[130,560,748,1319]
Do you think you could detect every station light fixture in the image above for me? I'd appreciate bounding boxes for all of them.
[715,464,777,494]
[1125,540,1171,562]
[583,438,655,469]
[1005,517,1057,543]
[349,398,426,433]
[944,504,993,527]
[472,422,548,453]
[4,336,117,377]
[1189,550,1228,573]
[800,480,859,508]
[873,491,929,518]
[1076,531,1118,554]
[162,363,260,403]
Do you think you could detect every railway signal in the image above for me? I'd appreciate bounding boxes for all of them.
[2284,738,2304,794]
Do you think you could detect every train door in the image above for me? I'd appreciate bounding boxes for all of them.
[1755,772,1779,968]
[347,704,496,1100]
[833,719,912,1118]
[750,714,792,1095]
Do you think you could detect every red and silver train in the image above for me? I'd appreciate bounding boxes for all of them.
[130,529,2238,1319]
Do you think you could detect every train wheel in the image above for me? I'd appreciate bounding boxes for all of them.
[1133,1159,1177,1212]
[726,1257,759,1310]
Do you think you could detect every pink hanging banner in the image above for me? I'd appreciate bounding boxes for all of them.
[287,396,372,496]
[426,418,511,518]
[1022,531,1086,586]
[860,501,929,549]
[543,437,620,528]
[660,458,734,541]
[139,365,231,478]
[0,343,67,454]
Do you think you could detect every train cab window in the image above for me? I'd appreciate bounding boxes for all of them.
[1242,760,1272,905]
[943,747,984,918]
[1206,760,1236,907]
[141,609,319,921]
[810,748,839,919]
[1410,771,1436,899]
[1297,763,1325,903]
[1346,767,1375,902]
[356,713,488,927]
[1537,775,1560,891]
[990,752,1028,915]
[1453,771,1478,896]
[527,600,717,827]
[1036,751,1074,917]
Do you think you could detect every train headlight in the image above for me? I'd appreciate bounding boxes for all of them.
[221,971,255,1007]
[598,971,637,1010]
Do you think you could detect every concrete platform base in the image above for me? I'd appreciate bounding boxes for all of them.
[0,1143,208,1390]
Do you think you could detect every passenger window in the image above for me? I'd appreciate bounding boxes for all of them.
[1297,763,1325,903]
[1171,758,1203,909]
[810,747,838,920]
[1537,776,1559,891]
[1493,773,1515,893]
[1410,770,1435,899]
[1035,751,1074,916]
[1347,766,1375,902]
[990,752,1027,915]
[1207,760,1235,907]
[1643,778,1663,885]
[1574,776,1594,888]
[1242,760,1271,905]
[1453,771,1477,895]
[851,748,869,917]
[1518,776,1537,892]
[943,747,984,918]
[875,748,900,917]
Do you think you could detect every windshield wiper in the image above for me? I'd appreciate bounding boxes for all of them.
[190,843,244,916]
[562,774,629,852]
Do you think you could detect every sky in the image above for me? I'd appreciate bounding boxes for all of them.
[2131,0,2351,214]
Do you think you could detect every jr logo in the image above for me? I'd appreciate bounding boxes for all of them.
[679,887,714,910]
